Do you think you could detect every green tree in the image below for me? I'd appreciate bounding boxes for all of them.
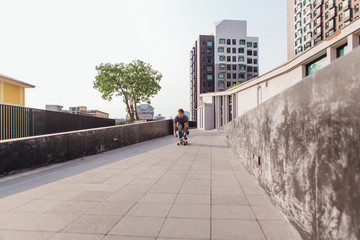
[93,60,162,122]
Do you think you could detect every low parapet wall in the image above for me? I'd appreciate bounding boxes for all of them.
[0,119,173,177]
[221,48,360,239]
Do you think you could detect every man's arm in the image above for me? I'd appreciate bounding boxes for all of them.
[173,123,178,137]
[183,122,188,133]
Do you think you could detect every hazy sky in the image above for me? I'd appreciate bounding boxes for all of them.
[0,0,287,119]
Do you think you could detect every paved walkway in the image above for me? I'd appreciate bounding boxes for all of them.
[0,130,300,240]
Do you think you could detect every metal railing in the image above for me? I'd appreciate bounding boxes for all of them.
[0,104,115,140]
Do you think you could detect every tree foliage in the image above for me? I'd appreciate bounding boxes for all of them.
[93,60,162,122]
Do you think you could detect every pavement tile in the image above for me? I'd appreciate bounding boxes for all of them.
[212,194,249,205]
[104,192,143,203]
[259,220,301,240]
[20,213,79,232]
[0,199,31,212]
[103,236,155,240]
[252,205,285,220]
[0,230,53,240]
[212,219,265,240]
[49,201,98,214]
[212,205,256,220]
[61,214,120,234]
[49,232,104,240]
[246,194,272,206]
[148,184,181,194]
[109,216,164,237]
[87,201,134,215]
[158,218,210,239]
[180,186,210,195]
[40,190,83,200]
[127,203,172,217]
[71,191,113,202]
[168,204,210,219]
[139,193,177,204]
[174,194,210,205]
[12,199,64,213]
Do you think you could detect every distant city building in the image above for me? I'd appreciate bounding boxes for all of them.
[47,105,109,118]
[137,104,154,119]
[184,111,190,118]
[288,0,360,60]
[46,105,64,112]
[154,114,166,120]
[190,20,259,121]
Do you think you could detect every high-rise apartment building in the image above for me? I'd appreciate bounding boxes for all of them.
[190,20,259,121]
[288,0,360,60]
[190,35,215,121]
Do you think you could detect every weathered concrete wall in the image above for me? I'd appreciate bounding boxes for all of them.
[0,120,173,177]
[221,47,360,240]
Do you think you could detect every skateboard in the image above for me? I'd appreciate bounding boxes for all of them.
[177,138,188,145]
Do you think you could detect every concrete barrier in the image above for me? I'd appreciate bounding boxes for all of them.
[221,48,360,239]
[0,119,173,177]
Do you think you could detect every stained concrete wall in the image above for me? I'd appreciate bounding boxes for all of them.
[221,47,360,240]
[0,120,173,177]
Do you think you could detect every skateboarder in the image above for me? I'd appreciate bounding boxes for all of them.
[174,108,189,144]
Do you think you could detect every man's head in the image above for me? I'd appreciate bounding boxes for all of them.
[178,108,184,119]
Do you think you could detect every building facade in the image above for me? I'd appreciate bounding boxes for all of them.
[137,104,154,120]
[190,35,215,121]
[0,74,35,106]
[198,20,360,130]
[289,0,360,59]
[190,20,259,122]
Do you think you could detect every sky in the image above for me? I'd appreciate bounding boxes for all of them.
[0,0,287,119]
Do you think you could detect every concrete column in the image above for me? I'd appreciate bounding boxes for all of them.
[348,33,360,51]
[326,46,336,64]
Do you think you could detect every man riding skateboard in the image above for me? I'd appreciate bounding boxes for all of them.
[174,109,189,145]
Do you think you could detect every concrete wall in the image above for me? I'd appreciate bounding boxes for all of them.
[221,47,360,239]
[0,120,173,177]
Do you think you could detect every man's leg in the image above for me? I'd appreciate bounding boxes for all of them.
[177,124,183,139]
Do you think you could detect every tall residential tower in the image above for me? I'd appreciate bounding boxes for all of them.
[288,0,360,60]
[190,20,259,121]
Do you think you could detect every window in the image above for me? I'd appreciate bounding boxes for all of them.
[207,49,212,54]
[232,73,237,79]
[239,64,246,71]
[239,39,246,45]
[304,41,312,50]
[207,57,212,63]
[207,66,213,72]
[315,17,321,25]
[326,19,334,29]
[218,81,224,88]
[201,74,205,79]
[232,56,237,62]
[254,51,258,56]
[227,81,231,88]
[219,56,225,61]
[201,82,205,87]
[254,59,258,64]
[314,7,321,17]
[227,73,231,79]
[339,13,343,21]
[227,47,231,53]
[247,50,253,56]
[227,64,231,70]
[247,58,253,64]
[219,38,225,44]
[253,42,258,48]
[305,54,327,76]
[238,56,245,62]
[232,39,236,45]
[202,41,205,46]
[201,49,206,53]
[227,56,231,62]
[207,83,213,88]
[218,47,224,53]
[207,74,213,80]
[201,57,205,61]
[238,73,245,79]
[201,65,205,70]
[238,48,244,53]
[219,64,226,70]
[344,9,350,18]
[336,43,348,58]
[254,67,258,73]
[218,73,225,79]
[227,39,231,45]
[232,48,236,53]
[247,42,253,48]
[207,41,212,47]
[247,66,253,72]
[232,65,237,70]
[315,26,322,35]
[343,0,348,8]
[329,7,335,16]
[326,29,335,37]
[247,75,253,80]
